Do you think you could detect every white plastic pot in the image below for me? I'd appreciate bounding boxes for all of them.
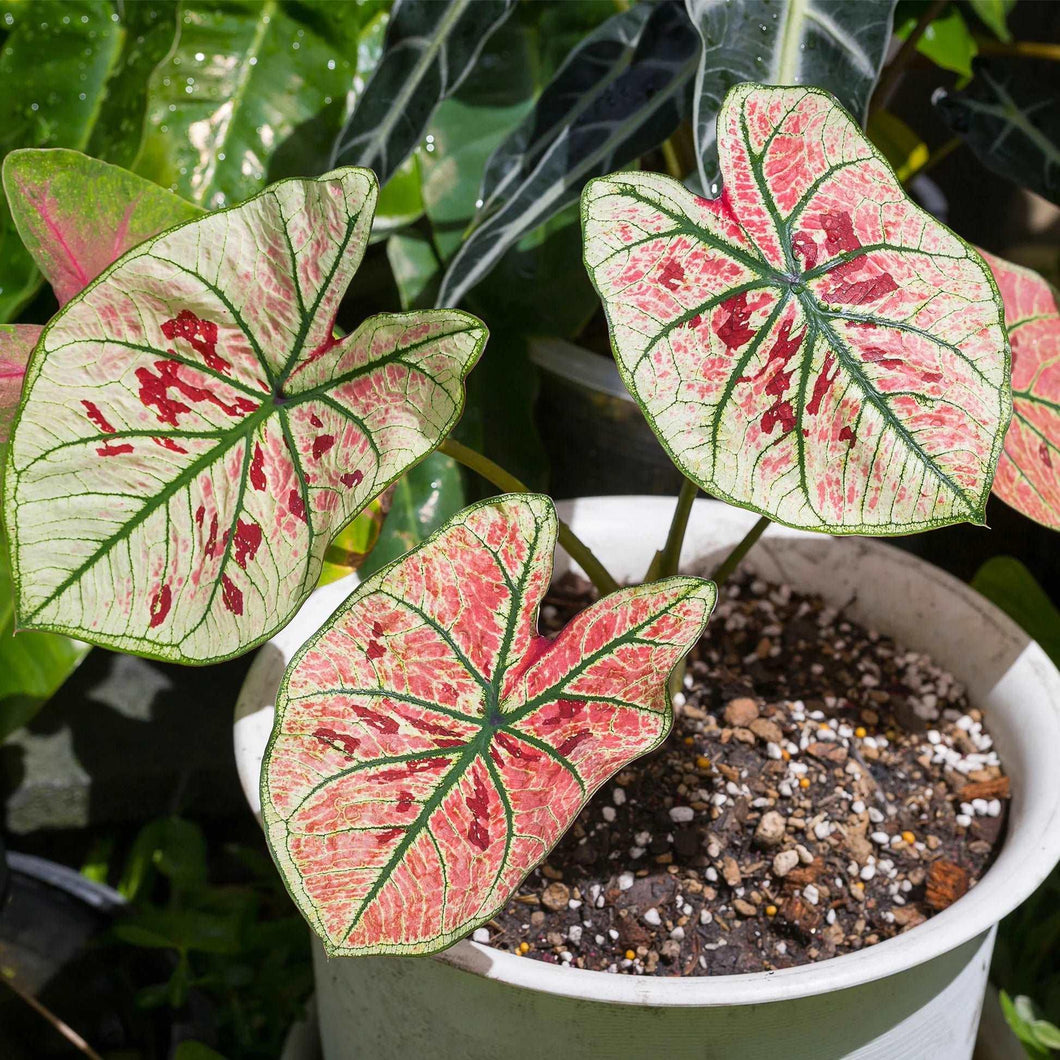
[234,497,1060,1060]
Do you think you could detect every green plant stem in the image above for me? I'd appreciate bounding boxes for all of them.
[904,135,962,184]
[647,476,698,581]
[871,0,947,115]
[661,139,684,180]
[439,439,620,596]
[975,38,1060,62]
[711,516,770,588]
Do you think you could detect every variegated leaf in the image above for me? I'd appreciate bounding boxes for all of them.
[331,0,517,186]
[3,148,202,307]
[4,168,486,663]
[262,494,715,956]
[436,0,696,308]
[982,251,1060,529]
[0,325,40,444]
[582,84,1010,533]
[685,0,895,194]
[935,59,1060,207]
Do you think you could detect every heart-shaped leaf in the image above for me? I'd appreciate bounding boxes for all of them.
[331,0,517,187]
[437,0,697,307]
[685,0,896,194]
[4,168,486,663]
[262,494,715,956]
[935,58,1060,207]
[3,149,203,307]
[981,251,1060,529]
[0,325,40,444]
[582,83,1010,533]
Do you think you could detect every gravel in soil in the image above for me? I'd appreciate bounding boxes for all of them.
[480,571,1009,976]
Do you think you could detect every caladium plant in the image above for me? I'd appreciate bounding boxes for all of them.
[1,71,1048,965]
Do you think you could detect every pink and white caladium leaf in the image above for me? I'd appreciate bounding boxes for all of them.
[3,148,204,307]
[582,83,1010,533]
[0,325,40,444]
[4,168,486,664]
[982,251,1060,529]
[262,494,715,956]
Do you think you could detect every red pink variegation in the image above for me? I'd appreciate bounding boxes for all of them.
[262,495,715,955]
[581,84,1010,533]
[981,251,1060,530]
[4,168,485,662]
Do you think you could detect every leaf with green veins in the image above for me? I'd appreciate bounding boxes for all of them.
[3,149,202,307]
[935,58,1060,207]
[980,250,1060,529]
[262,494,715,956]
[135,0,361,210]
[0,324,38,443]
[0,0,125,320]
[582,83,1010,533]
[331,0,517,187]
[4,168,486,664]
[437,0,698,307]
[685,0,896,194]
[973,557,1060,670]
[371,154,426,241]
[358,451,465,579]
[967,0,1015,43]
[896,5,978,78]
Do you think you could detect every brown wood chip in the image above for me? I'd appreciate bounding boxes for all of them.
[925,859,969,911]
[958,776,1011,801]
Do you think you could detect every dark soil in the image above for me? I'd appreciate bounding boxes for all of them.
[480,571,1009,976]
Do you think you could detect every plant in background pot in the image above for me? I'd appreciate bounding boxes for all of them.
[4,68,1060,1057]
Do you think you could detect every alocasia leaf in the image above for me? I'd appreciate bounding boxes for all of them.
[934,59,1060,208]
[262,494,715,955]
[0,325,40,443]
[4,167,486,663]
[436,0,697,307]
[3,149,203,307]
[331,0,517,186]
[135,0,364,210]
[981,251,1060,529]
[967,0,1015,43]
[582,83,1010,533]
[972,557,1060,668]
[685,0,895,194]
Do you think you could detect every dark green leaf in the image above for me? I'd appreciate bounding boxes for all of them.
[173,1043,227,1060]
[967,0,1015,43]
[686,0,896,194]
[935,58,1060,206]
[0,1,125,320]
[135,0,363,209]
[331,0,517,185]
[357,452,464,578]
[437,0,698,307]
[972,557,1060,668]
[387,231,441,309]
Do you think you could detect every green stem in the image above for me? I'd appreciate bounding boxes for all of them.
[975,38,1060,62]
[902,135,962,185]
[712,516,770,588]
[661,139,684,180]
[439,439,620,597]
[646,476,698,581]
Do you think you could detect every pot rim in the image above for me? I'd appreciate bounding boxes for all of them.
[234,496,1060,1008]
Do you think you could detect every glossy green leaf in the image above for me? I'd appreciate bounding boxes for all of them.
[935,58,1060,207]
[0,1,125,320]
[3,149,202,306]
[319,495,389,586]
[686,0,896,194]
[967,0,1015,43]
[896,6,977,78]
[135,0,362,210]
[387,231,441,310]
[358,451,465,579]
[331,0,517,186]
[972,557,1060,669]
[437,0,698,307]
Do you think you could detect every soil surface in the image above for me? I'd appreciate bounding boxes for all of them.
[481,571,1009,976]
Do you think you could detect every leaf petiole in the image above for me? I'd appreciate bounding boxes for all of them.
[645,476,698,582]
[712,515,770,588]
[439,438,620,596]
